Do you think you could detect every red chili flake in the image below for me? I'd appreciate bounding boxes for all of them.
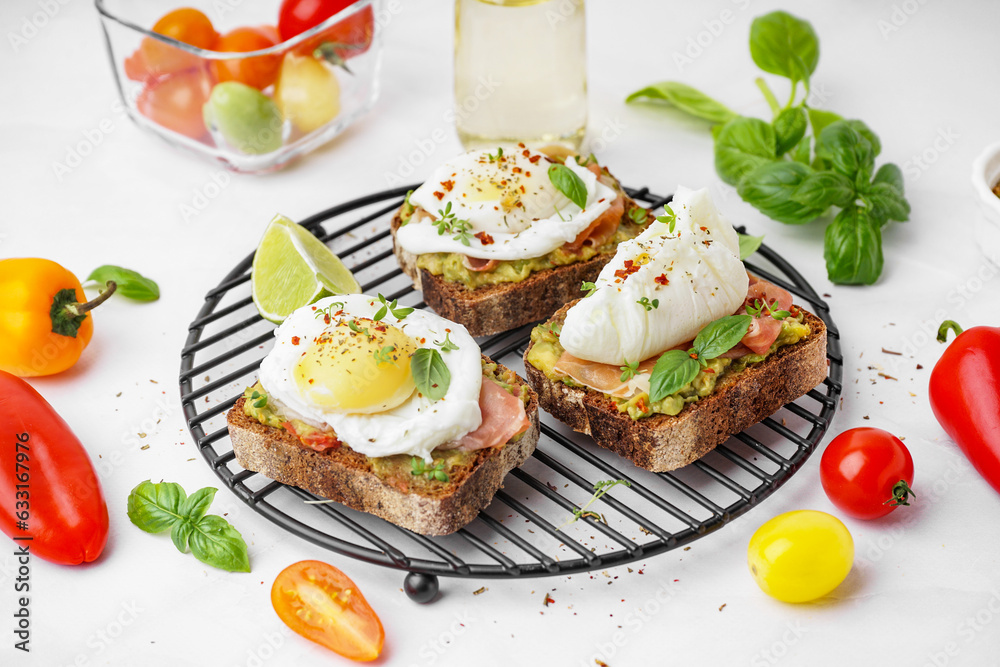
[291,336,301,346]
[512,166,523,174]
[520,185,526,194]
[474,231,495,245]
[500,180,507,186]
[308,379,314,384]
[522,148,531,158]
[613,260,640,281]
[525,171,532,177]
[433,191,445,200]
[635,397,648,413]
[323,314,331,325]
[543,593,554,607]
[699,226,709,232]
[655,273,670,286]
[704,368,715,374]
[441,179,454,192]
[702,239,713,247]
[528,155,541,164]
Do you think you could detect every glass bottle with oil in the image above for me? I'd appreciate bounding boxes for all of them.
[454,0,587,151]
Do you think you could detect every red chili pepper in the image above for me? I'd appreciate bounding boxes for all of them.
[929,320,1000,495]
[0,371,109,564]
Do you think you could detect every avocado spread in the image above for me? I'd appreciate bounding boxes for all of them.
[399,177,652,290]
[526,314,811,420]
[242,359,527,488]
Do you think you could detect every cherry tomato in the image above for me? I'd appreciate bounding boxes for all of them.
[0,371,109,565]
[271,560,384,661]
[278,0,375,64]
[213,26,283,90]
[137,66,215,140]
[274,53,341,134]
[748,510,853,603]
[820,427,915,520]
[137,8,218,79]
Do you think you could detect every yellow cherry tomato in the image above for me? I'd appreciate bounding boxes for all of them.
[747,510,854,603]
[0,259,114,377]
[274,53,341,134]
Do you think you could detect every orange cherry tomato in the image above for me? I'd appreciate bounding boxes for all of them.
[137,8,218,79]
[137,66,215,140]
[212,26,282,90]
[271,560,384,661]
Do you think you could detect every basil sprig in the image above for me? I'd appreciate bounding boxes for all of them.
[627,10,909,285]
[548,163,588,210]
[86,265,160,301]
[648,315,751,402]
[127,480,250,572]
[411,348,451,401]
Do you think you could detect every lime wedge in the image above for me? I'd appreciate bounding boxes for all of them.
[251,215,361,324]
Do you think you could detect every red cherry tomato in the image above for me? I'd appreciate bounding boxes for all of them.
[820,427,915,520]
[212,26,283,90]
[272,560,384,661]
[136,8,218,80]
[277,0,374,63]
[137,66,215,140]
[0,371,109,565]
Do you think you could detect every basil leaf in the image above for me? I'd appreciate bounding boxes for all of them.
[714,117,776,186]
[816,121,875,183]
[865,182,910,225]
[872,163,905,195]
[693,315,753,360]
[411,348,451,401]
[188,515,251,573]
[843,119,881,158]
[806,107,842,138]
[648,350,701,403]
[738,233,765,260]
[127,480,186,533]
[737,162,829,224]
[791,170,856,210]
[548,163,588,210]
[749,11,820,86]
[171,520,194,553]
[179,487,217,524]
[790,136,812,164]
[625,81,736,124]
[824,206,883,285]
[86,265,160,301]
[773,107,807,156]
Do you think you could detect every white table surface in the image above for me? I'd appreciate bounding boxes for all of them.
[3,0,1000,665]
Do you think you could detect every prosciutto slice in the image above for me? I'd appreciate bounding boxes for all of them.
[442,378,531,452]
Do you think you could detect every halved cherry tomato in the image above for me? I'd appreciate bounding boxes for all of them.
[137,66,215,140]
[820,427,915,520]
[271,560,384,661]
[278,0,374,65]
[212,26,283,90]
[136,8,218,80]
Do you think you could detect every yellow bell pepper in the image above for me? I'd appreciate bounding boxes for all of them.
[0,258,116,377]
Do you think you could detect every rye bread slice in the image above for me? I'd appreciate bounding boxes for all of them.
[390,198,650,338]
[226,362,540,536]
[523,304,828,472]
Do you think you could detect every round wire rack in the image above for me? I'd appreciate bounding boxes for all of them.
[179,185,843,601]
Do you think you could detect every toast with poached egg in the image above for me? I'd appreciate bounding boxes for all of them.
[391,145,652,337]
[226,294,539,536]
[523,187,828,472]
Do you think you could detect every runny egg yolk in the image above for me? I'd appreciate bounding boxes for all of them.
[294,318,418,414]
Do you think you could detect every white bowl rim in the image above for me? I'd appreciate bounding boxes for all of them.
[971,140,1000,216]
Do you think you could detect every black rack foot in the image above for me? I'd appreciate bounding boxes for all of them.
[403,572,439,604]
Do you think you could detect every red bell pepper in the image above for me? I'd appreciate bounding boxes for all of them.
[0,371,109,564]
[929,320,1000,495]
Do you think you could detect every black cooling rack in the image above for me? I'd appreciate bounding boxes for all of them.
[179,185,843,602]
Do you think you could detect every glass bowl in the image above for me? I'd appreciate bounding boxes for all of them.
[95,0,384,173]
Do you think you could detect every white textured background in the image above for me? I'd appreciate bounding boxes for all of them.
[2,0,1000,665]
